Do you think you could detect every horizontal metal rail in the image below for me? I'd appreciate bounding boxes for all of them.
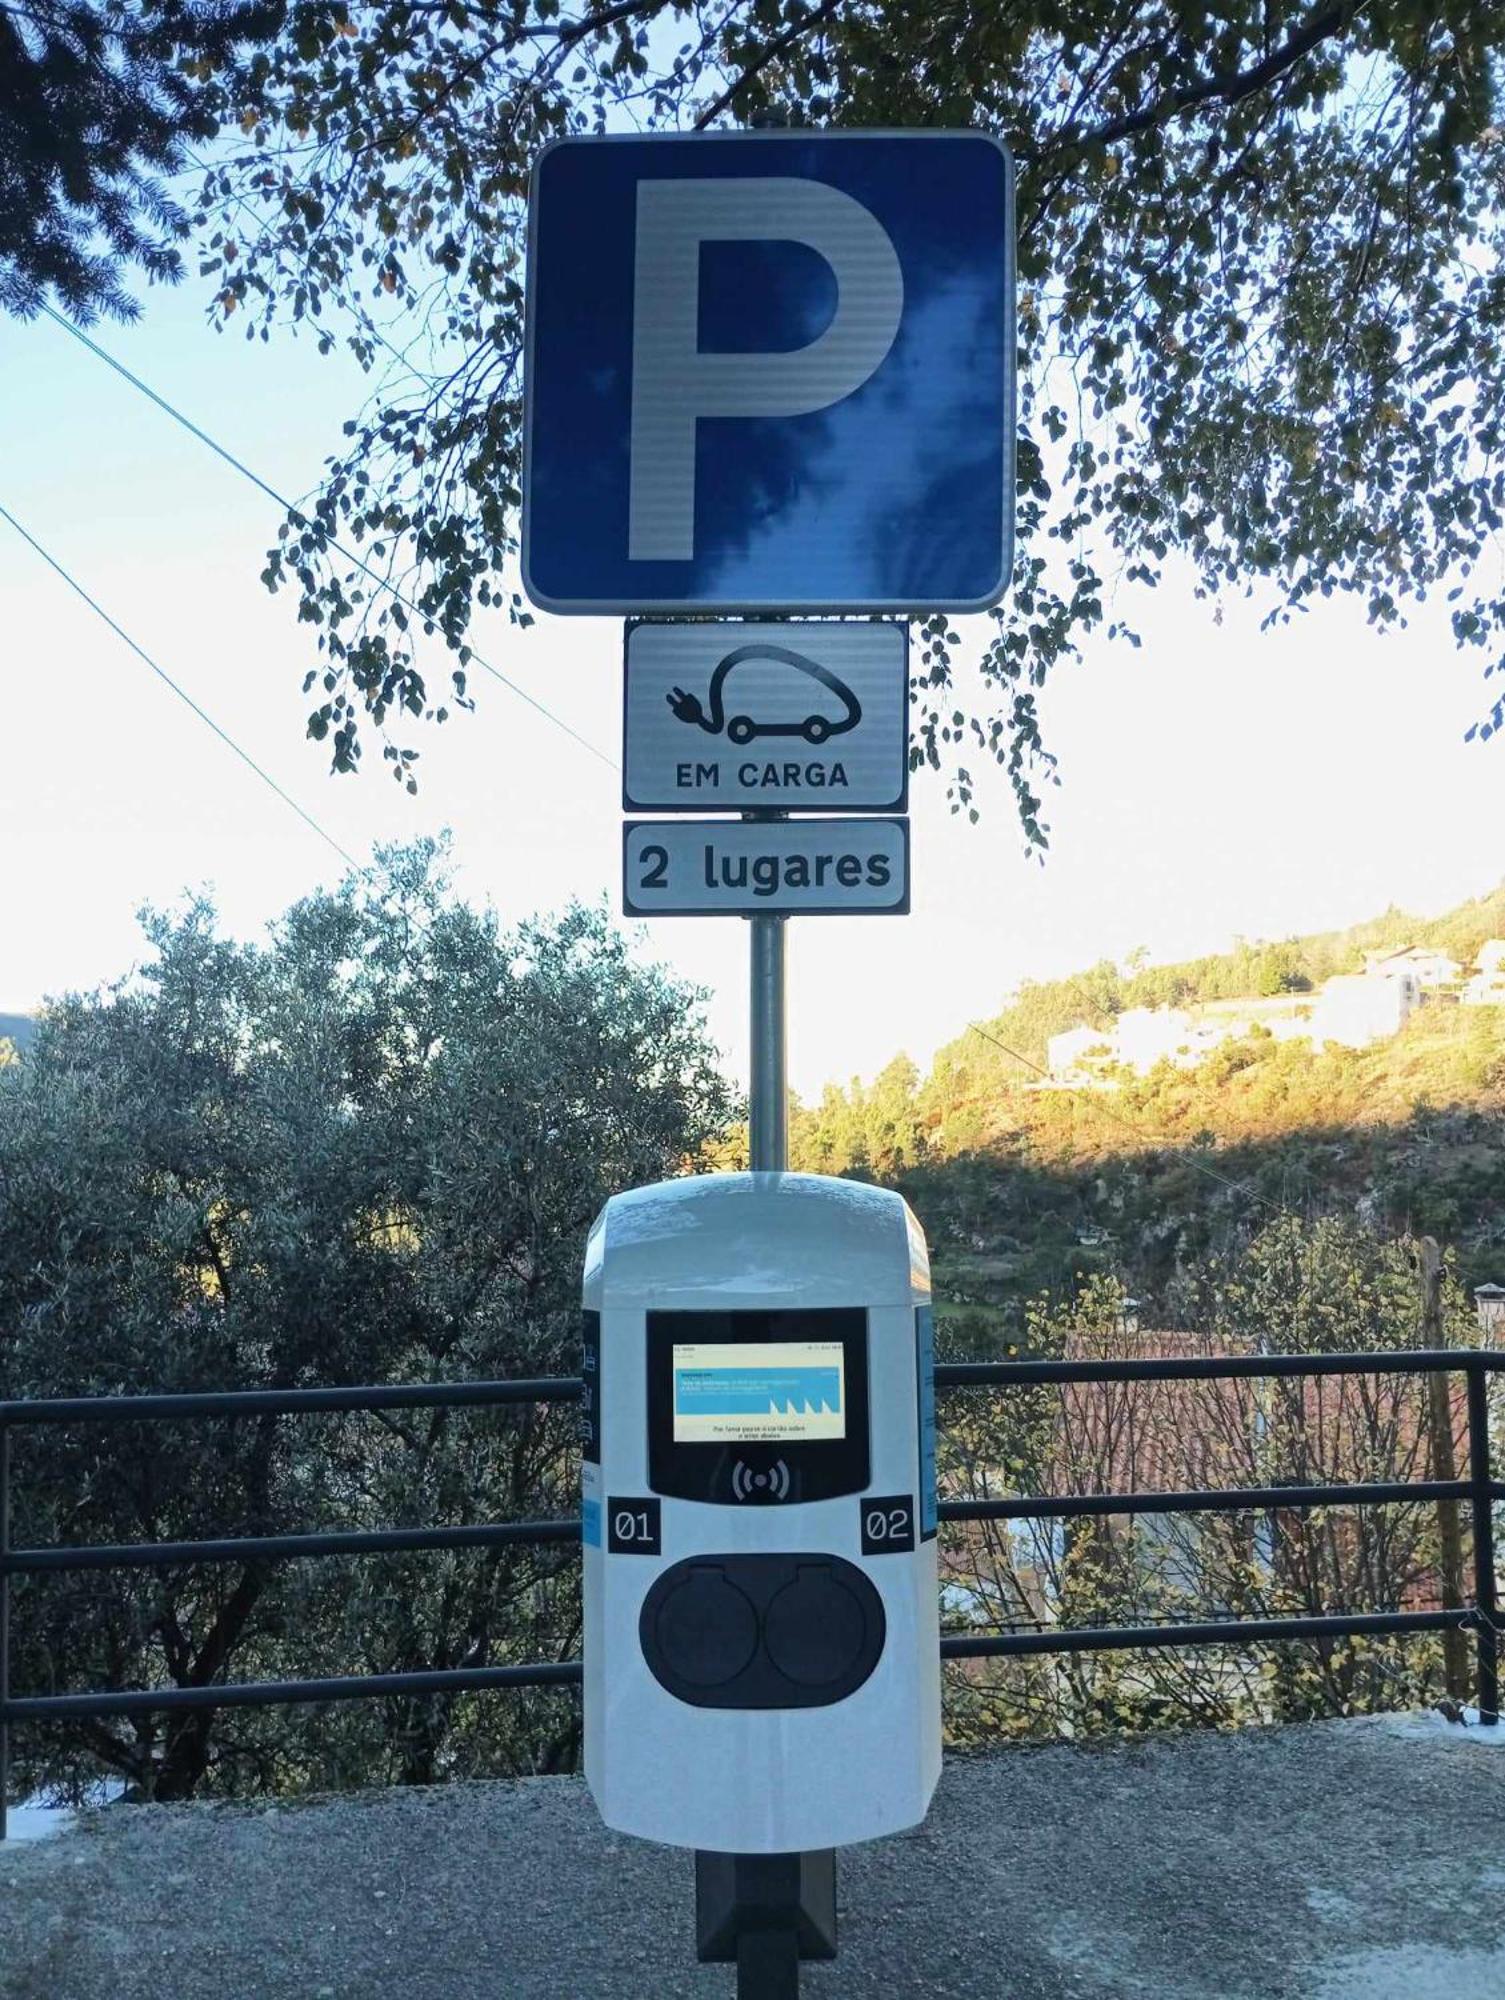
[2,1347,1486,1430]
[1,1348,1489,1427]
[935,1347,1505,1388]
[20,1476,1496,1579]
[939,1477,1505,1523]
[17,1478,1495,1580]
[7,1518,584,1576]
[11,1607,1474,1722]
[5,1659,584,1721]
[940,1607,1472,1660]
[0,1376,579,1428]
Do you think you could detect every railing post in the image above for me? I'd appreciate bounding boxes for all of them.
[1,1419,10,1841]
[1466,1359,1499,1726]
[1419,1243,1470,1700]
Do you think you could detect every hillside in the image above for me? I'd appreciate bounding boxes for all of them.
[935,879,1505,1074]
[789,887,1505,1346]
[0,1012,34,1055]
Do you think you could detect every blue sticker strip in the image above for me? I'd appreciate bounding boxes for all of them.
[581,1310,601,1464]
[582,1496,602,1549]
[916,1304,937,1539]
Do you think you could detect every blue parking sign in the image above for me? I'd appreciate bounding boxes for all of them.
[522,130,1013,615]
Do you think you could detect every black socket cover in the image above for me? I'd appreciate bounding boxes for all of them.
[639,1553,885,1710]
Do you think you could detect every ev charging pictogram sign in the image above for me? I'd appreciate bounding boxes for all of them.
[523,130,1015,615]
[623,620,908,814]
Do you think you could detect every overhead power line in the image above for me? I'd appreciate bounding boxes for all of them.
[36,302,618,775]
[0,501,361,873]
[25,311,1300,1205]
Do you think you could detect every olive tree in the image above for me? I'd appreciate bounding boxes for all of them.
[0,839,734,1803]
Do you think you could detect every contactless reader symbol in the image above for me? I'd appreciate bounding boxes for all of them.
[732,1458,791,1502]
[667,644,863,749]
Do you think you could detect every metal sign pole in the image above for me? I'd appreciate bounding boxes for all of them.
[748,914,788,1172]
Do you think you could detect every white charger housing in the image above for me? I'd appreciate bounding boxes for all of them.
[580,1171,941,1853]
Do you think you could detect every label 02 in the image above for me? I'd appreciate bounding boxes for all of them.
[860,1495,917,1555]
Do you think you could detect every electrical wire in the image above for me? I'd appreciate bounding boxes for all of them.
[0,501,361,873]
[35,302,618,775]
[25,313,1301,1211]
[0,504,621,1077]
[961,1015,1286,1217]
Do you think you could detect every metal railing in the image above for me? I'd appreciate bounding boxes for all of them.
[1,1346,1499,1838]
[934,1348,1500,1719]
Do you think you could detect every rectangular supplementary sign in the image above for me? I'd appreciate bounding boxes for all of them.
[523,129,1014,614]
[623,817,909,918]
[672,1340,846,1445]
[624,620,908,814]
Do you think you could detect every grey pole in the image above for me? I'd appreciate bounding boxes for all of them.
[748,915,788,1172]
[725,844,841,2000]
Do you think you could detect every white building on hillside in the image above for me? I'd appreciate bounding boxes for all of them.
[1196,994,1317,1044]
[1461,940,1505,1008]
[1044,957,1431,1080]
[1048,1006,1252,1078]
[1475,1284,1505,1338]
[1309,971,1418,1048]
[1363,945,1462,989]
[1113,1007,1202,1072]
[1046,1024,1115,1079]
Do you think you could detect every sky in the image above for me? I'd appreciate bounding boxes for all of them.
[2,277,1503,1100]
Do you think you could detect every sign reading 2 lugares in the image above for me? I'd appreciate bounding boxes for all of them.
[624,818,909,917]
[624,620,908,813]
[523,131,1014,614]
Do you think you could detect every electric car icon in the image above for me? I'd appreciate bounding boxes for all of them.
[666,644,863,748]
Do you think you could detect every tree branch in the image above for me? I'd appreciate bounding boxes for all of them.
[1029,2,1367,161]
[553,0,664,47]
[694,0,842,130]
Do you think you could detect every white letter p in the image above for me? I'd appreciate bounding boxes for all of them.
[629,178,904,563]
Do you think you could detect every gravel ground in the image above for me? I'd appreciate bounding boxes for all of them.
[3,1714,1503,1999]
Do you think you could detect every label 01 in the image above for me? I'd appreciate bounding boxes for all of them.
[607,1496,662,1555]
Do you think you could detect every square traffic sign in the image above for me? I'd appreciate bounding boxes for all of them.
[523,131,1014,615]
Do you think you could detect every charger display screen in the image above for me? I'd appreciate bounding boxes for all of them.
[647,1308,869,1504]
[672,1340,846,1444]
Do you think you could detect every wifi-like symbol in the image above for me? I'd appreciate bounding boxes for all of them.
[730,1459,791,1500]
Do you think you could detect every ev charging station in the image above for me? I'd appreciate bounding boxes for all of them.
[525,118,1013,1999]
[581,1172,941,1856]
